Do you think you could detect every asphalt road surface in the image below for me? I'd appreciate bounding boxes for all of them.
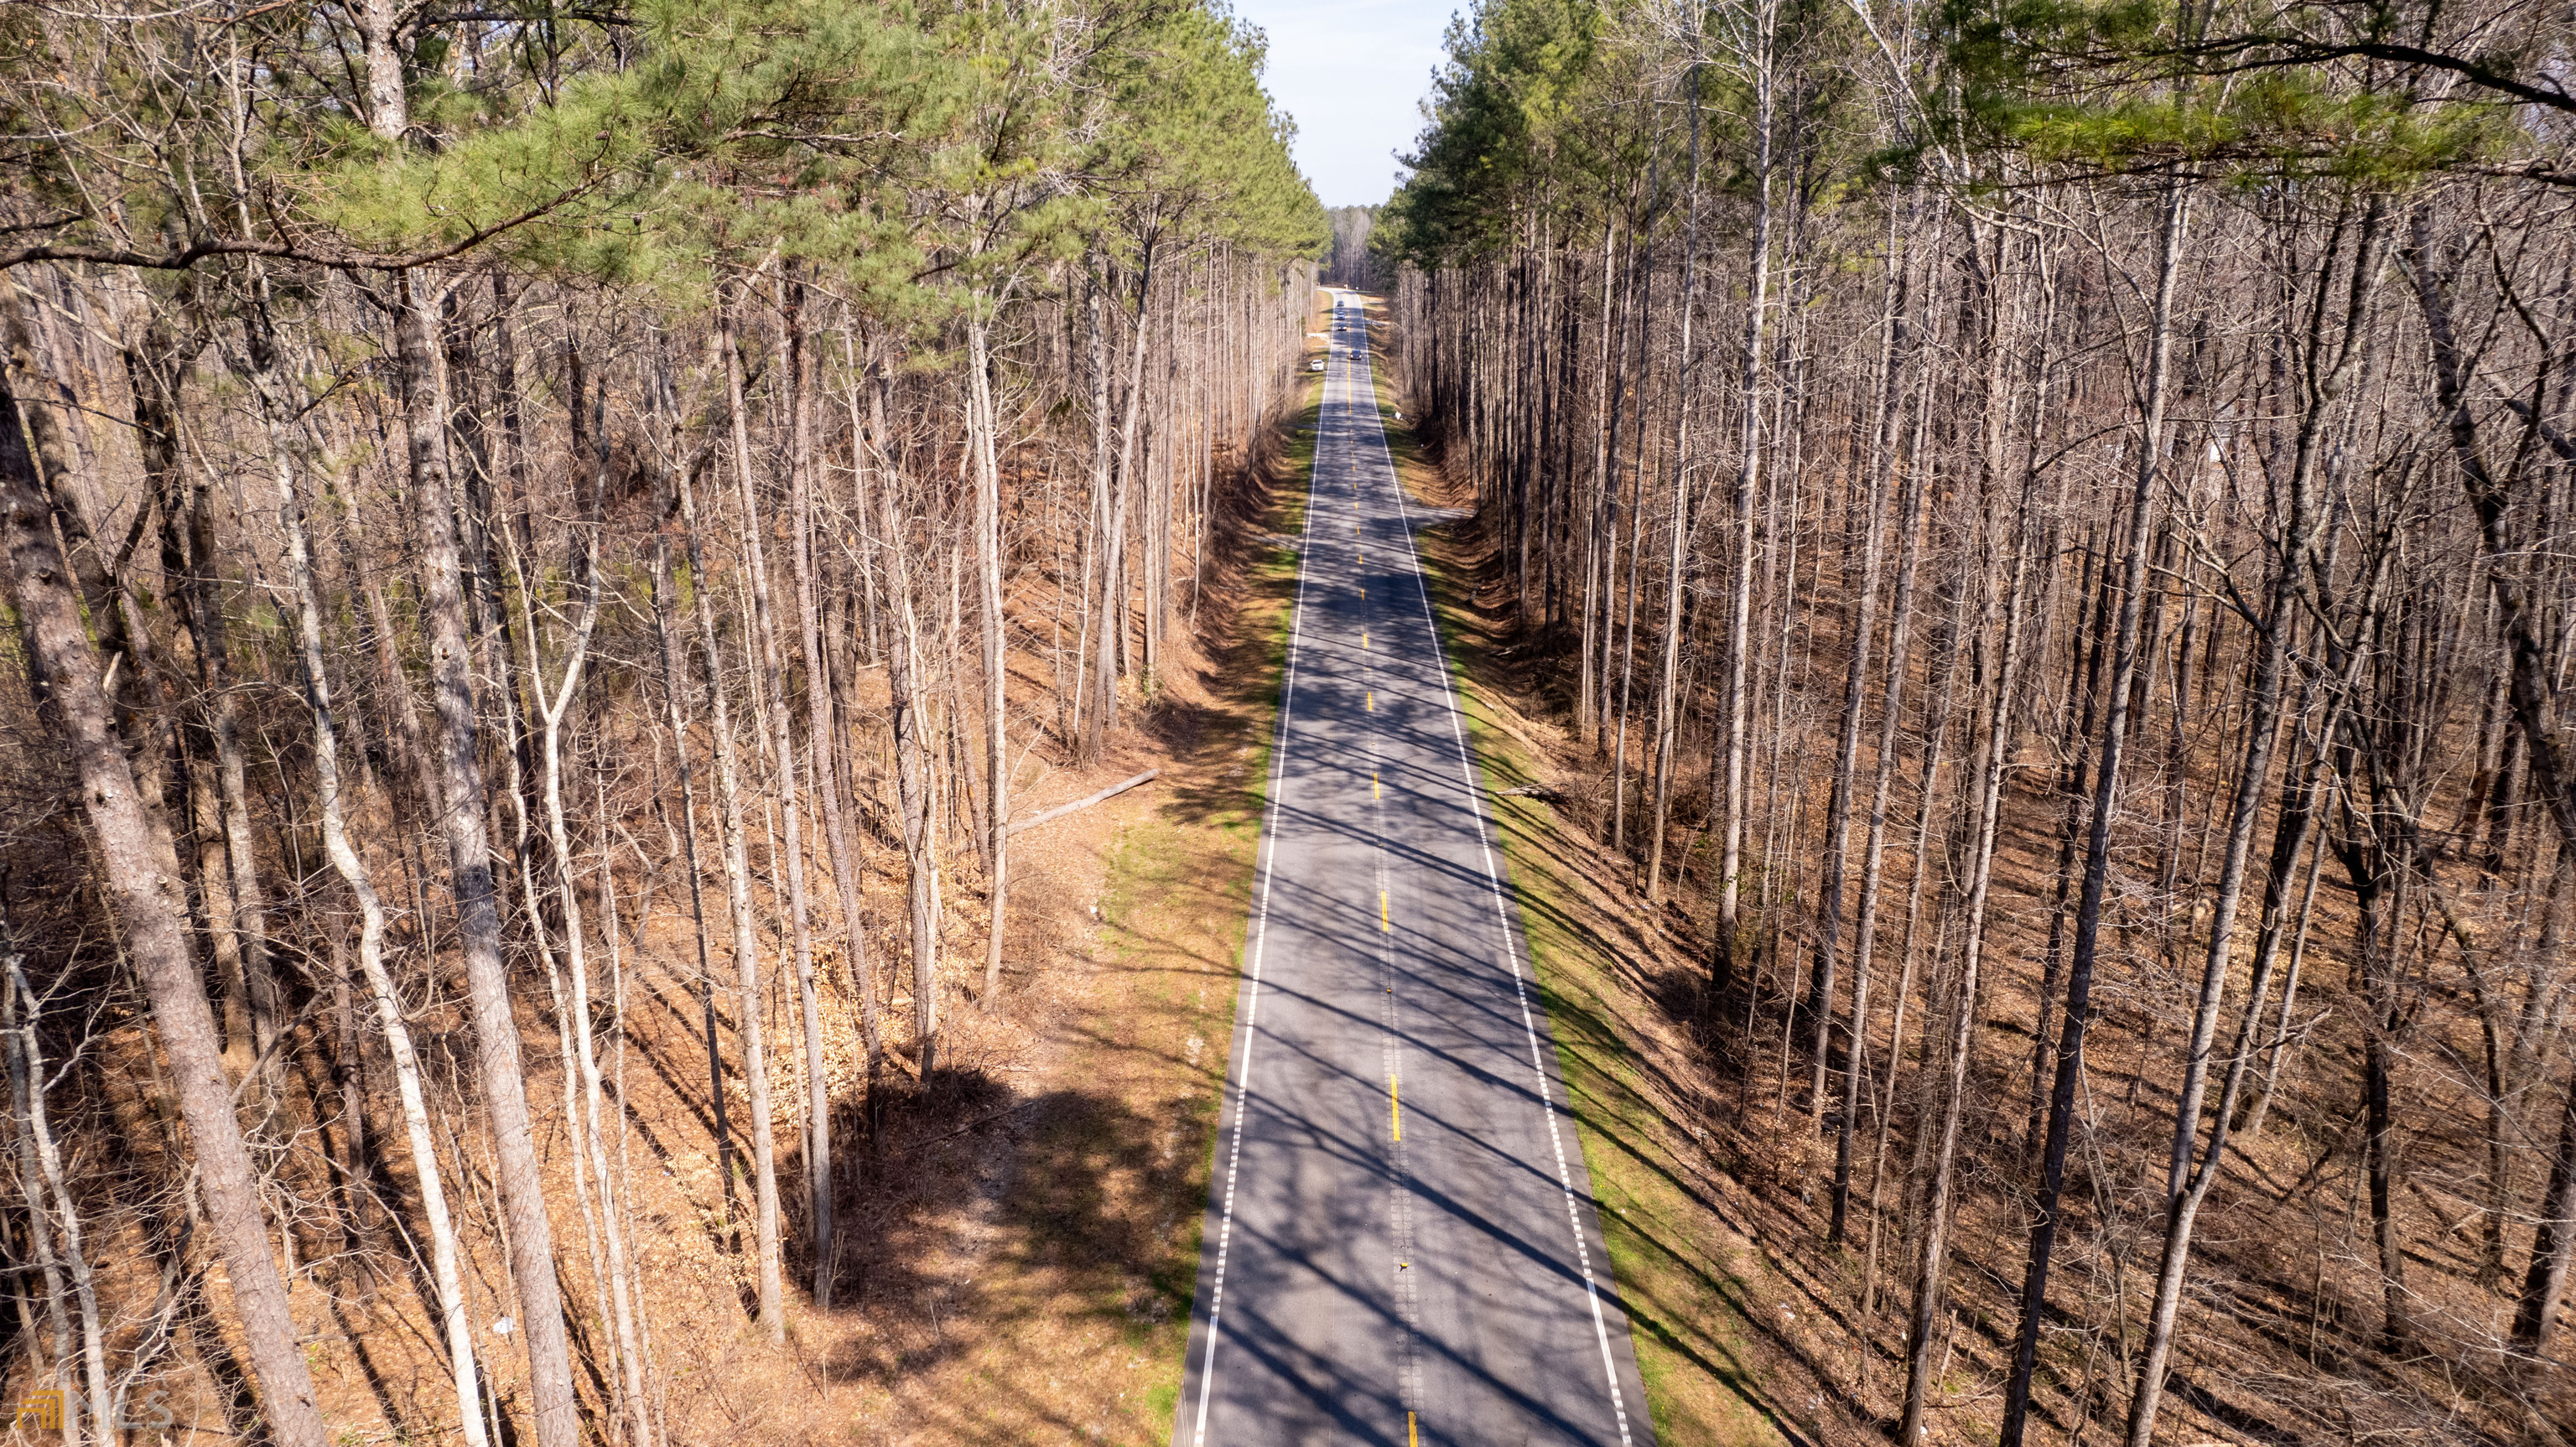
[1170,293,1655,1447]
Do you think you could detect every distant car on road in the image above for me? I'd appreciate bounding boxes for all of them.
[1308,358,1325,372]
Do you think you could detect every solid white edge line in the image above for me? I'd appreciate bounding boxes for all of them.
[1367,360,1639,1447]
[1185,327,1333,1447]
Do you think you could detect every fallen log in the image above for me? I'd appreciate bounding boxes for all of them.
[1004,769,1161,838]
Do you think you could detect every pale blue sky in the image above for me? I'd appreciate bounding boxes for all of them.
[1233,0,1459,208]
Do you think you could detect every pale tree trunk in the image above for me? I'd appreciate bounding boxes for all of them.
[865,363,943,1084]
[589,792,654,1441]
[3,952,108,1447]
[1714,0,1776,999]
[212,692,277,1079]
[0,348,328,1447]
[1859,539,1966,1324]
[517,475,617,1447]
[1898,401,2038,1446]
[1610,184,1656,852]
[2117,197,2389,1447]
[4,924,75,1410]
[1831,194,1930,1242]
[649,459,737,1229]
[1646,69,1705,902]
[745,283,831,1309]
[1993,177,2190,1447]
[1583,214,1625,750]
[1093,242,1156,732]
[361,0,577,1424]
[271,416,489,1447]
[394,274,579,1447]
[680,328,785,1340]
[826,324,885,1077]
[1078,262,1114,761]
[596,784,662,1447]
[970,312,1012,1009]
[1806,260,1897,1125]
[1142,304,1174,686]
[1118,260,1153,694]
[790,319,866,1310]
[521,376,651,1447]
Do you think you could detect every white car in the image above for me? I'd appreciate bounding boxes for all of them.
[1309,358,1326,372]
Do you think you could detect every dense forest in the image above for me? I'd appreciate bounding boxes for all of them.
[0,0,1322,1443]
[1324,203,1381,289]
[1376,0,2576,1441]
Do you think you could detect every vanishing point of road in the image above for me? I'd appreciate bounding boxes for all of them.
[1170,293,1656,1446]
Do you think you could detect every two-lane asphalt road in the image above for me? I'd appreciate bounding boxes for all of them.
[1171,293,1655,1447]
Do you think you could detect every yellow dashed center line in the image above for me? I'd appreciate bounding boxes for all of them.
[1366,691,1374,713]
[1390,1072,1401,1141]
[1409,1413,1419,1447]
[1374,771,1381,800]
[1363,630,1369,650]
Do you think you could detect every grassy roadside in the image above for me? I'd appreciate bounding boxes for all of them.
[1112,367,1324,1429]
[1359,323,1831,1446]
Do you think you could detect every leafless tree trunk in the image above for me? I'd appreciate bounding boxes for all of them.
[1712,0,1777,1001]
[656,512,740,1215]
[971,312,1012,1009]
[1997,178,2190,1447]
[3,952,107,1447]
[3,907,75,1415]
[2407,208,2576,1350]
[2118,196,2390,1447]
[1831,195,1931,1242]
[1898,324,2039,1444]
[1806,209,1903,1128]
[683,325,785,1339]
[522,372,651,1447]
[1644,65,1704,901]
[272,410,491,1447]
[754,282,833,1308]
[865,359,943,1086]
[0,344,328,1447]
